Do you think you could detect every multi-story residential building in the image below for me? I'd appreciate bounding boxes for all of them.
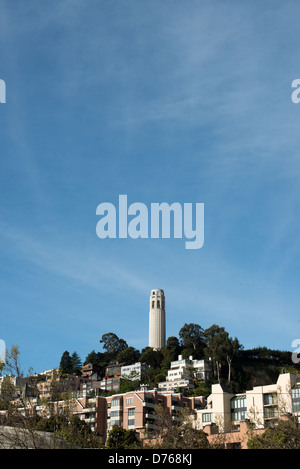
[104,387,205,441]
[38,369,57,379]
[6,371,300,448]
[120,362,149,381]
[8,387,205,444]
[81,363,95,379]
[37,371,84,400]
[95,362,124,393]
[158,355,212,393]
[105,362,124,379]
[194,371,300,448]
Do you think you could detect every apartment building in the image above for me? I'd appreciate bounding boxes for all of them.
[81,363,95,379]
[158,354,212,393]
[194,371,300,448]
[97,361,150,392]
[104,387,205,442]
[120,362,149,381]
[37,372,84,400]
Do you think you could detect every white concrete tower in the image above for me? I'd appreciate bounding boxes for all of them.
[149,289,166,350]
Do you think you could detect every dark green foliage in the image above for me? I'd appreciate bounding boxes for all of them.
[247,416,300,449]
[59,350,82,376]
[70,352,82,375]
[84,350,106,375]
[179,323,206,359]
[188,381,212,399]
[160,336,182,373]
[59,351,73,375]
[119,377,140,393]
[106,425,141,449]
[100,332,128,356]
[139,347,163,368]
[116,346,140,365]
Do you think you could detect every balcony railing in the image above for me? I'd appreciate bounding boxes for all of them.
[143,401,155,408]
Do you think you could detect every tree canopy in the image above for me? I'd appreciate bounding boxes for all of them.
[106,425,141,449]
[179,323,206,359]
[247,416,300,449]
[59,350,82,376]
[100,332,128,356]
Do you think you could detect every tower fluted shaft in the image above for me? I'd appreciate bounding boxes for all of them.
[149,289,166,350]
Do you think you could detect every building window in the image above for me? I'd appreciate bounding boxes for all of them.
[111,419,121,426]
[292,387,300,412]
[264,407,278,419]
[263,393,277,406]
[111,398,121,407]
[128,408,135,427]
[231,395,246,421]
[157,300,160,308]
[126,397,133,405]
[152,300,155,308]
[202,413,212,423]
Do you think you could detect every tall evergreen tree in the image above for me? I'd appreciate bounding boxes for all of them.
[71,351,82,375]
[59,351,73,375]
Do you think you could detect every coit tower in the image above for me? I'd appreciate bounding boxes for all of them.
[149,289,166,350]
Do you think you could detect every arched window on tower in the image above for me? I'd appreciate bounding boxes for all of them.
[152,300,155,308]
[157,300,160,308]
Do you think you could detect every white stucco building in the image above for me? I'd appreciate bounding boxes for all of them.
[120,362,150,380]
[158,354,212,392]
[194,371,300,433]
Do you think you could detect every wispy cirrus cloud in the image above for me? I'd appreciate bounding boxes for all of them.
[0,221,150,295]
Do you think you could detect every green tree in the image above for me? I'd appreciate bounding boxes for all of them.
[139,347,163,369]
[119,377,141,393]
[84,350,106,375]
[147,404,210,449]
[70,352,82,375]
[203,325,242,384]
[32,408,103,448]
[59,351,73,375]
[100,333,128,356]
[159,336,182,378]
[179,323,205,359]
[162,336,181,362]
[116,346,140,365]
[106,425,141,449]
[55,414,103,448]
[188,381,212,399]
[224,336,242,384]
[203,325,228,382]
[247,416,300,449]
[140,367,157,386]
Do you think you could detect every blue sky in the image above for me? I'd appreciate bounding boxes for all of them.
[1,0,300,374]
